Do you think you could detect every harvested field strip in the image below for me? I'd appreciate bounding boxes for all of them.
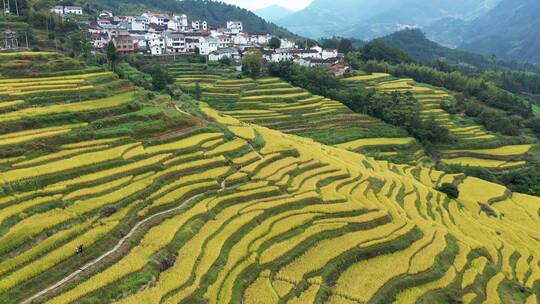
[442,158,526,169]
[241,93,311,101]
[0,92,135,123]
[336,137,415,150]
[0,100,24,109]
[332,225,434,303]
[343,73,390,81]
[50,154,166,189]
[0,123,87,147]
[60,137,127,149]
[444,144,533,157]
[0,214,123,292]
[0,218,95,277]
[485,272,505,304]
[0,143,138,183]
[276,221,408,286]
[124,133,222,158]
[48,187,280,304]
[0,72,113,84]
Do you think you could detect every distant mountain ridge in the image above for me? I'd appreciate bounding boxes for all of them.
[276,0,501,40]
[254,5,293,22]
[458,0,540,62]
[277,0,540,63]
[378,29,540,72]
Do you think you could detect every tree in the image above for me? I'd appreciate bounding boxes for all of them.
[242,50,263,79]
[145,66,173,91]
[65,31,92,57]
[268,37,281,49]
[438,183,459,199]
[361,40,411,64]
[106,41,119,70]
[194,82,202,100]
[338,38,353,54]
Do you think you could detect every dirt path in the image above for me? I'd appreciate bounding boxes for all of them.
[248,143,264,160]
[23,180,228,304]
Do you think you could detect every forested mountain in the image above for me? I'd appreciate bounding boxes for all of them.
[458,0,540,62]
[276,0,501,40]
[253,5,293,22]
[278,0,540,63]
[378,29,540,72]
[76,0,297,38]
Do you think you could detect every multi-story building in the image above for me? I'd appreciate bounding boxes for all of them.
[50,5,83,15]
[226,21,243,34]
[192,20,208,31]
[91,32,109,49]
[51,6,64,15]
[209,47,240,61]
[164,32,187,53]
[174,14,188,28]
[217,35,232,48]
[113,35,136,53]
[131,17,148,31]
[142,12,169,26]
[322,48,338,59]
[199,37,219,55]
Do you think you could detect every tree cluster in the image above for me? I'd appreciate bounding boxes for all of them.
[268,60,453,147]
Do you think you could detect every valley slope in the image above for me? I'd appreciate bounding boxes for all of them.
[0,53,539,304]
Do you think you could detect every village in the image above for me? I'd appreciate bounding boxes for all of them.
[47,5,351,76]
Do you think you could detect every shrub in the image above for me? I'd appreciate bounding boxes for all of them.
[438,183,459,199]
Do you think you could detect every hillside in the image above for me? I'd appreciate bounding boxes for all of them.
[459,0,540,62]
[276,0,501,39]
[171,63,425,164]
[254,5,293,22]
[25,0,297,38]
[0,52,539,304]
[377,29,538,71]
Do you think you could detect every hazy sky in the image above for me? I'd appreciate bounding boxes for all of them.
[219,0,313,11]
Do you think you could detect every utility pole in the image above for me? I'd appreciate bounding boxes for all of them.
[45,15,49,37]
[25,31,28,49]
[14,0,18,16]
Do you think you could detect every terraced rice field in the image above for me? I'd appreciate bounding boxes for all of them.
[1,54,539,304]
[172,64,426,165]
[343,73,536,170]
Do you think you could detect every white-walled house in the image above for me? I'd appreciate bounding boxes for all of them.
[192,20,208,31]
[209,47,240,61]
[142,12,169,26]
[218,35,232,48]
[311,46,323,54]
[280,39,296,49]
[150,44,163,56]
[322,48,338,59]
[91,33,109,49]
[266,49,294,62]
[164,32,187,53]
[132,17,147,31]
[167,20,180,31]
[148,33,165,55]
[199,37,219,55]
[289,49,320,59]
[100,10,113,18]
[51,5,83,15]
[252,33,271,45]
[226,21,243,34]
[51,6,64,15]
[173,14,188,28]
[64,6,83,15]
[233,33,249,45]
